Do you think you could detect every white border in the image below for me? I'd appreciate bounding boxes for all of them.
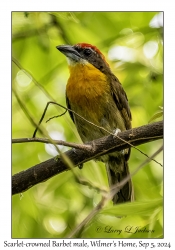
[1,0,174,247]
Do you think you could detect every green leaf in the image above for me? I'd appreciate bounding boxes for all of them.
[100,199,163,216]
[148,111,163,123]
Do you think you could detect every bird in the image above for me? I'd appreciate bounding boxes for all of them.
[56,43,134,204]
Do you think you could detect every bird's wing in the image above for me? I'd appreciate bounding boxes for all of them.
[66,94,75,123]
[110,75,132,161]
[110,75,132,130]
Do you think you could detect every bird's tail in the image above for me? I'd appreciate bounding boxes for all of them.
[106,155,134,204]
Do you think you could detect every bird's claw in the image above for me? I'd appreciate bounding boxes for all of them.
[113,128,121,138]
[78,163,83,169]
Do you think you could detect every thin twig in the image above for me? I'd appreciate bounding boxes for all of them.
[12,87,42,134]
[12,137,91,151]
[12,57,54,100]
[67,197,107,238]
[46,110,67,123]
[74,176,109,195]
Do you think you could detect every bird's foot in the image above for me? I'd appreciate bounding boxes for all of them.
[113,128,121,138]
[78,163,84,169]
[113,128,125,155]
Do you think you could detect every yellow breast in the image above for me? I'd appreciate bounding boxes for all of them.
[66,62,110,121]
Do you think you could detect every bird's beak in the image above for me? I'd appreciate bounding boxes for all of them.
[56,45,81,62]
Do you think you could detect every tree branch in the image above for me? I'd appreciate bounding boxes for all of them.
[12,137,91,151]
[12,121,163,195]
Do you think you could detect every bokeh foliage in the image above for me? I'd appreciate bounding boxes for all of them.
[12,12,163,238]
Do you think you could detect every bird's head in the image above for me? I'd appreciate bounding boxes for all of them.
[56,43,110,74]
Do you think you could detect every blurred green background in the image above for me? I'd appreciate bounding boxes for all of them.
[12,12,163,238]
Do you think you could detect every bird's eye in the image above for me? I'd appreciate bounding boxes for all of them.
[84,48,92,56]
